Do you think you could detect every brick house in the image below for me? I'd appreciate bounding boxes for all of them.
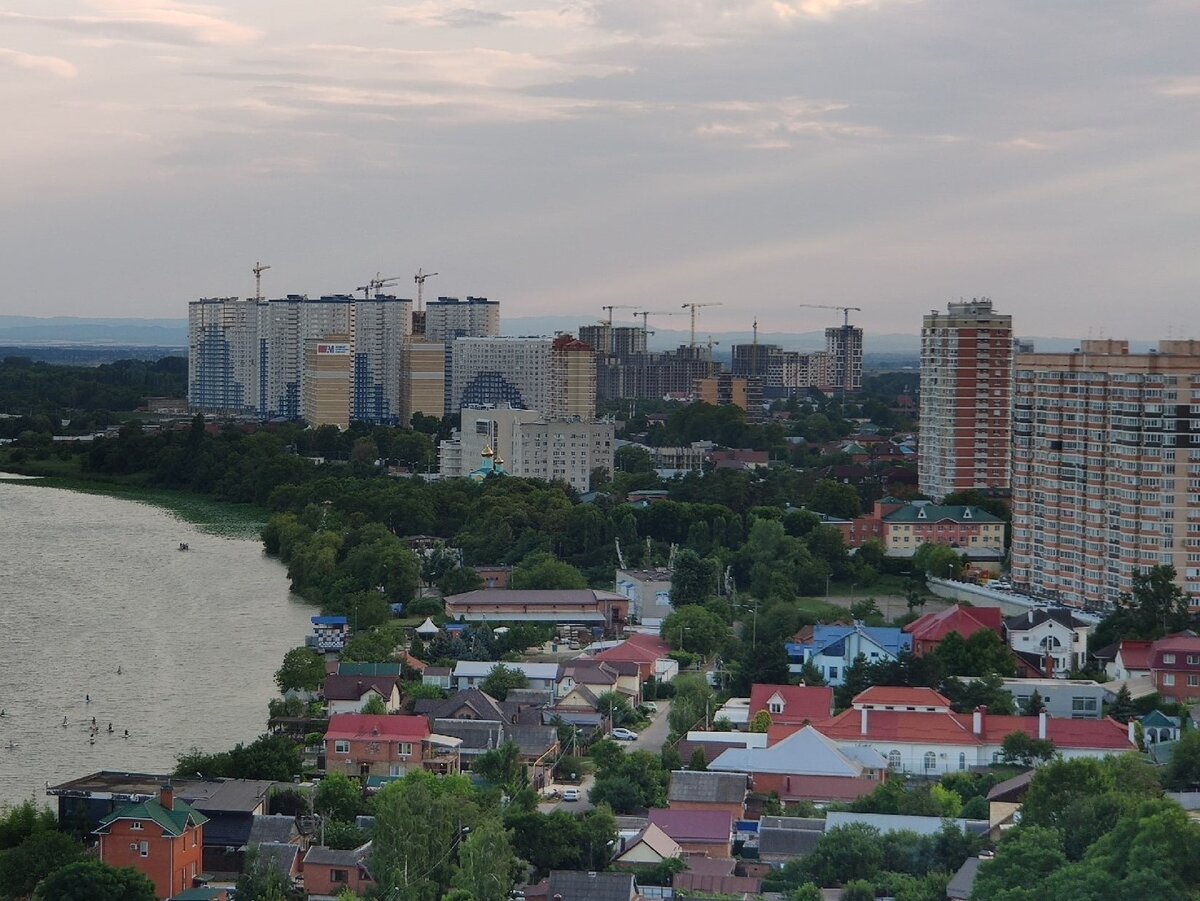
[324,714,461,779]
[904,605,1003,657]
[1149,634,1200,703]
[647,809,734,857]
[666,771,748,821]
[96,785,207,900]
[302,843,375,898]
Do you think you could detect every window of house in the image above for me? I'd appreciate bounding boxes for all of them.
[1164,653,1177,664]
[888,750,901,769]
[1071,697,1098,712]
[139,841,149,858]
[130,821,143,831]
[1165,674,1177,686]
[924,752,937,771]
[398,742,413,757]
[1190,675,1200,687]
[769,701,783,714]
[390,764,403,777]
[828,667,838,681]
[1189,655,1200,665]
[331,868,350,883]
[334,740,350,755]
[959,753,966,771]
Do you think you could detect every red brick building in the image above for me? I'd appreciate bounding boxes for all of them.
[96,785,207,899]
[324,714,461,779]
[1150,634,1200,703]
[903,605,1003,656]
[302,844,375,896]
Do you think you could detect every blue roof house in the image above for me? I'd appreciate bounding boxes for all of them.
[787,623,912,686]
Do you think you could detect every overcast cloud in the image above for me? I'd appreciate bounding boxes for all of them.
[0,0,1197,337]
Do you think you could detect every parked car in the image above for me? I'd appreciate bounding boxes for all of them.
[562,788,581,802]
[641,702,659,714]
[990,580,1013,591]
[611,727,639,741]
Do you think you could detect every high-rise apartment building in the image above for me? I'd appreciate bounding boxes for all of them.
[439,404,614,492]
[825,325,863,394]
[579,324,612,356]
[352,296,411,425]
[919,299,1014,500]
[731,344,834,394]
[1010,339,1200,609]
[256,295,304,419]
[303,336,352,429]
[424,296,500,343]
[447,337,554,417]
[400,339,445,426]
[188,297,258,413]
[695,374,763,415]
[612,327,646,360]
[550,335,597,420]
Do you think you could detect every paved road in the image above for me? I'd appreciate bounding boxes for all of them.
[623,700,672,755]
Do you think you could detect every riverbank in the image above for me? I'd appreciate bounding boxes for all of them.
[0,461,265,539]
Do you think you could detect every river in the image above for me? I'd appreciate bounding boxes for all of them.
[0,479,314,809]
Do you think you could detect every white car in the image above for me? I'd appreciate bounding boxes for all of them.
[641,702,659,714]
[611,728,639,741]
[562,788,581,802]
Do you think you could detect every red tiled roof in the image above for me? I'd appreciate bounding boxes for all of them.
[749,685,834,723]
[594,634,672,665]
[802,709,1133,751]
[648,809,732,844]
[1150,633,1200,667]
[1116,640,1154,671]
[904,605,1002,643]
[853,686,952,708]
[325,714,430,742]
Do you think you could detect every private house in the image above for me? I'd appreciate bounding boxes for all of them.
[613,823,682,867]
[323,714,461,779]
[443,589,630,633]
[798,688,1135,775]
[1102,639,1154,681]
[591,632,678,683]
[451,661,562,694]
[756,816,825,864]
[174,780,284,878]
[1149,634,1200,703]
[1141,710,1182,745]
[904,605,1003,657]
[647,809,734,857]
[786,623,913,685]
[667,771,749,821]
[559,661,641,703]
[707,725,886,804]
[677,731,767,769]
[96,785,207,900]
[986,770,1034,838]
[546,870,638,901]
[303,843,375,899]
[1004,609,1091,675]
[824,811,989,838]
[422,666,453,691]
[322,675,402,716]
[748,684,834,726]
[998,678,1106,720]
[615,568,674,627]
[474,564,513,589]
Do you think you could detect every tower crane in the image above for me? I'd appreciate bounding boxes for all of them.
[680,302,723,348]
[414,269,439,311]
[796,303,865,396]
[252,261,271,302]
[795,303,862,328]
[601,304,636,326]
[357,273,401,299]
[632,310,684,337]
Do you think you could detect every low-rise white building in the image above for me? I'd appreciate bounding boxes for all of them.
[451,661,562,694]
[1004,608,1091,675]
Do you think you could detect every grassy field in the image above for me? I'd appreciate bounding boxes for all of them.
[0,457,266,539]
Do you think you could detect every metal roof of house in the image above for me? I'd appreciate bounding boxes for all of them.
[303,842,371,867]
[947,857,982,900]
[708,725,879,778]
[547,870,636,901]
[452,661,562,680]
[647,809,733,844]
[667,771,749,804]
[96,796,209,838]
[825,811,989,836]
[883,504,1002,524]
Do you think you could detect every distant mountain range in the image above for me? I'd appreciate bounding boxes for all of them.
[0,314,1153,358]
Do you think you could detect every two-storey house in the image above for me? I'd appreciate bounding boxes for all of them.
[1150,634,1200,703]
[787,623,912,685]
[96,785,207,900]
[323,714,461,779]
[1004,609,1090,676]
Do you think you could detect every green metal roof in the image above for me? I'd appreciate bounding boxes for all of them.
[96,796,209,837]
[883,504,1001,524]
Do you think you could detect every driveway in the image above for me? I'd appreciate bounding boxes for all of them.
[538,773,596,814]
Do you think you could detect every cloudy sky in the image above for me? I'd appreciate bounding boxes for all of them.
[1,0,1197,337]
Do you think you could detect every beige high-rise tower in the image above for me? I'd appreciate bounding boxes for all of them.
[303,335,352,429]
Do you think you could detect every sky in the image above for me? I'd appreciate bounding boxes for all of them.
[0,0,1197,337]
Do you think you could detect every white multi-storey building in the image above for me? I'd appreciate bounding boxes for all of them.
[352,296,412,424]
[188,297,259,413]
[919,299,1014,500]
[448,337,554,417]
[425,296,500,343]
[1011,338,1200,609]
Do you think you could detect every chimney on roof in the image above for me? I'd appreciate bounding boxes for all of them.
[1128,720,1136,745]
[1028,609,1034,625]
[1038,710,1048,741]
[973,706,986,736]
[860,706,869,736]
[159,783,174,811]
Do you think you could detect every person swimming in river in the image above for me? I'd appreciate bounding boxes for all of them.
[61,716,68,727]
[85,694,90,704]
[116,666,122,675]
[123,729,129,738]
[107,723,113,733]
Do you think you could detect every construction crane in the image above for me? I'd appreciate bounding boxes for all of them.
[680,302,723,348]
[357,273,401,299]
[795,303,862,328]
[601,304,636,326]
[252,261,271,302]
[632,310,684,337]
[414,269,438,311]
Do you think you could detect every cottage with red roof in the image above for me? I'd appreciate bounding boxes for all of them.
[96,785,207,900]
[324,714,461,779]
[592,632,677,682]
[904,605,1003,656]
[1148,633,1200,703]
[647,809,734,857]
[748,684,834,726]
[786,688,1135,776]
[1103,639,1154,681]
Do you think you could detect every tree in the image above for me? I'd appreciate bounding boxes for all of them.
[1022,690,1045,716]
[0,829,83,898]
[688,747,709,771]
[661,605,730,658]
[802,824,885,886]
[970,826,1067,900]
[361,693,388,715]
[236,846,306,899]
[439,565,484,596]
[807,479,862,519]
[275,646,326,693]
[510,552,587,590]
[792,886,824,901]
[597,692,637,729]
[452,816,514,901]
[580,805,619,871]
[1000,731,1057,767]
[473,742,528,795]
[314,772,364,823]
[1108,684,1136,724]
[322,820,368,850]
[1165,728,1200,789]
[671,549,719,605]
[34,859,157,901]
[750,710,773,733]
[1090,564,1194,650]
[912,542,966,580]
[841,880,876,901]
[668,673,716,735]
[480,664,529,701]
